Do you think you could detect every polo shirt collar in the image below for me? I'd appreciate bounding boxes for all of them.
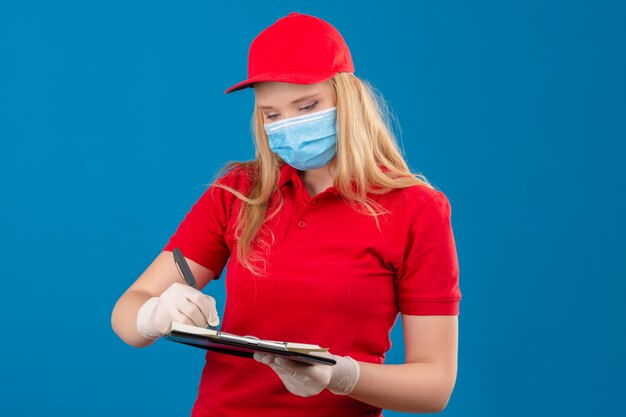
[277,163,298,187]
[277,163,340,196]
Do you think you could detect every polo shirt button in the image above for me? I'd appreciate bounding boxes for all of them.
[298,220,306,228]
[311,200,317,205]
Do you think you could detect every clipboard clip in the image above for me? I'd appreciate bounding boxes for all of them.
[214,332,288,351]
[241,334,289,350]
[243,335,287,350]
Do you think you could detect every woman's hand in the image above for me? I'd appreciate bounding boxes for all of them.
[253,351,360,397]
[136,282,220,339]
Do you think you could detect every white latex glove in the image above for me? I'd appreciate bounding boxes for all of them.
[253,351,360,397]
[136,282,220,339]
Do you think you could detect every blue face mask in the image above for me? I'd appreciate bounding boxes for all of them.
[264,107,337,171]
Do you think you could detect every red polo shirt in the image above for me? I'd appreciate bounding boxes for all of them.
[162,163,461,417]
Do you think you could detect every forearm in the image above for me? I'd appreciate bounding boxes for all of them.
[346,361,454,413]
[111,289,156,348]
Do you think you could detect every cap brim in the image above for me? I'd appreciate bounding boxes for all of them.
[224,71,340,94]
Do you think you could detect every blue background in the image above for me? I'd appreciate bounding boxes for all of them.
[1,1,624,416]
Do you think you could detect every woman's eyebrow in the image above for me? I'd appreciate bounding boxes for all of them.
[257,94,320,110]
[291,94,320,104]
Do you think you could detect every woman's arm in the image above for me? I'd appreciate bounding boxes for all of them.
[348,315,458,413]
[255,314,458,412]
[111,250,216,348]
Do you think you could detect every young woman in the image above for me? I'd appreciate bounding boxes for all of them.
[112,12,462,417]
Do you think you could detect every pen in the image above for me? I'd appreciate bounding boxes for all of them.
[172,247,218,331]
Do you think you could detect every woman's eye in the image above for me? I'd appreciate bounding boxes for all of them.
[266,114,279,120]
[299,101,319,112]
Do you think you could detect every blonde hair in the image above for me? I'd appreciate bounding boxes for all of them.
[211,72,433,278]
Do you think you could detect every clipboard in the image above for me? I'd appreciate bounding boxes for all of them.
[163,322,337,366]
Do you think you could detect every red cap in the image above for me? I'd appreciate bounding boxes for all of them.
[224,12,354,94]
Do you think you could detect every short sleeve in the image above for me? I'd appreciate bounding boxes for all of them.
[395,191,462,315]
[162,169,243,280]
